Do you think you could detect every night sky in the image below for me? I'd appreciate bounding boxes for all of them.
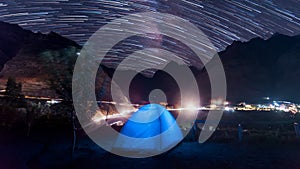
[0,0,299,52]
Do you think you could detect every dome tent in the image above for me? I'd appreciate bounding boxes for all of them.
[114,104,183,157]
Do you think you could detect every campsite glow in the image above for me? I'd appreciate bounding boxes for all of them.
[167,104,202,111]
[91,106,137,124]
[92,111,105,123]
[185,103,197,110]
[177,102,201,111]
[92,115,105,123]
[119,107,138,115]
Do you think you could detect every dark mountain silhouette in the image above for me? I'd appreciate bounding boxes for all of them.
[0,20,300,104]
[0,21,80,97]
[198,33,300,103]
[0,21,80,71]
[112,34,300,105]
[0,22,31,71]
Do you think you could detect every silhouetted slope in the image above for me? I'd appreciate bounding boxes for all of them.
[202,33,300,103]
[0,21,80,97]
[126,34,300,104]
[0,20,300,103]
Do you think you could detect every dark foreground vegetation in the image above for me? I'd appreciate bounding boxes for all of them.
[1,104,300,169]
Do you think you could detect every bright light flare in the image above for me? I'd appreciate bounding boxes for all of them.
[185,103,198,110]
[166,103,201,111]
[92,110,105,123]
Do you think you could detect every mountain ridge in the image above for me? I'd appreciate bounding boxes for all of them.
[0,21,80,71]
[0,21,81,98]
[0,21,300,103]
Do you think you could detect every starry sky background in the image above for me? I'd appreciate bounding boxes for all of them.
[0,0,300,52]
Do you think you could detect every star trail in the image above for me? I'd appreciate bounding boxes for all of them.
[1,0,300,50]
[0,0,300,70]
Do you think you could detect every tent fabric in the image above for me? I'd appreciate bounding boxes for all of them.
[114,104,183,154]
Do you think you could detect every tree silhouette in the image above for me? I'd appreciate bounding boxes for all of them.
[39,46,80,156]
[5,77,25,107]
[40,46,78,100]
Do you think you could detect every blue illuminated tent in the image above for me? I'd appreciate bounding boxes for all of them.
[114,104,183,155]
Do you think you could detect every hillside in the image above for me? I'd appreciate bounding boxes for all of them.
[0,21,300,103]
[0,21,80,98]
[212,33,300,103]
